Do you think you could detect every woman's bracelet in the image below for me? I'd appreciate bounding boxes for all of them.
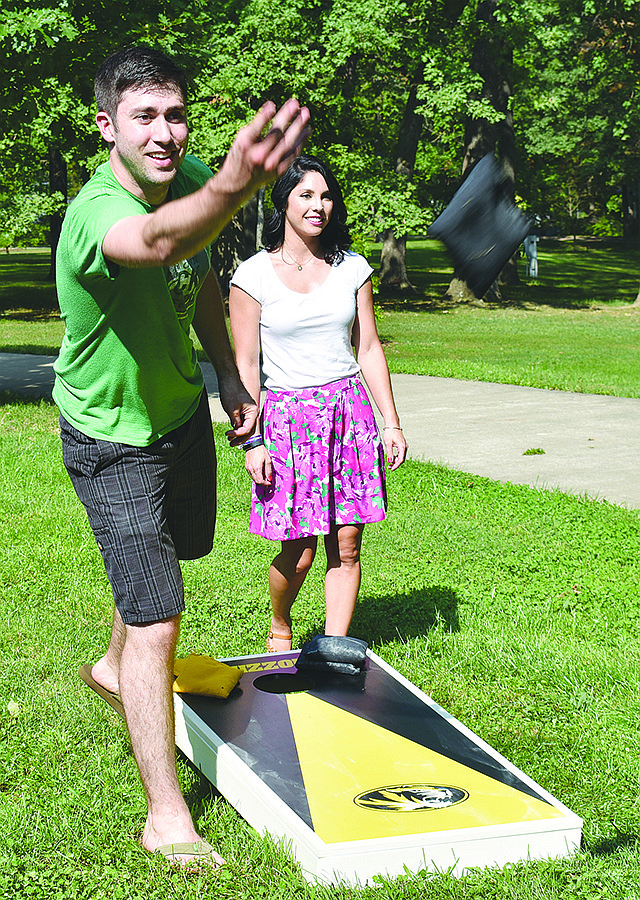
[383,425,403,432]
[243,434,265,451]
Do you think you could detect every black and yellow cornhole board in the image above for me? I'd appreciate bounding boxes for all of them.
[173,650,582,885]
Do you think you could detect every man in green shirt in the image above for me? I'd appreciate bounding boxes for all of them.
[54,46,309,868]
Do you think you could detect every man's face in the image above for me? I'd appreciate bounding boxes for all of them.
[97,85,189,205]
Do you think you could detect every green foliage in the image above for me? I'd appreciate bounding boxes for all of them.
[513,0,640,234]
[0,5,78,52]
[2,0,639,263]
[188,0,447,236]
[418,47,504,130]
[322,146,432,236]
[0,0,216,200]
[0,191,65,249]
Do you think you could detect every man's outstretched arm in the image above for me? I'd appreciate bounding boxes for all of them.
[103,100,310,268]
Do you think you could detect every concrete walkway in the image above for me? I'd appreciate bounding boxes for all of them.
[2,351,639,510]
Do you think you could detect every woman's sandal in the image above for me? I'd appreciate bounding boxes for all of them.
[266,629,293,653]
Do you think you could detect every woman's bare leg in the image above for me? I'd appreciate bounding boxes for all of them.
[324,524,364,636]
[268,536,317,647]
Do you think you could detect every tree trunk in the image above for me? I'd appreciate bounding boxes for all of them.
[378,68,423,289]
[255,187,265,249]
[210,214,246,302]
[210,191,265,302]
[242,192,259,256]
[623,181,640,240]
[443,0,521,301]
[47,145,68,281]
[446,277,481,304]
[378,230,410,288]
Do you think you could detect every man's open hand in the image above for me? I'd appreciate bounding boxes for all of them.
[218,99,311,200]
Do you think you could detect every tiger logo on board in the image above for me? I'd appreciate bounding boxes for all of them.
[354,784,468,812]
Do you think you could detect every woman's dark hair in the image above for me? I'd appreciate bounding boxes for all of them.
[263,155,352,264]
[95,46,188,121]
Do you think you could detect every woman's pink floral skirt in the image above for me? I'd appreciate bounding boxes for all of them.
[250,376,387,541]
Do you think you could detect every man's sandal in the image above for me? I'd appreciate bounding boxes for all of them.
[154,840,223,871]
[266,629,293,652]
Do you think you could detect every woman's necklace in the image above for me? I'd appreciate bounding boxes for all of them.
[281,245,316,271]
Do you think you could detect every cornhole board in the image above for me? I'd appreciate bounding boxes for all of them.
[173,650,582,885]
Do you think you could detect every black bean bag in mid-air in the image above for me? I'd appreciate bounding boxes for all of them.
[428,153,531,298]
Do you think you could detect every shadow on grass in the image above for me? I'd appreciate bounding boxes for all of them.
[3,240,639,318]
[585,830,640,858]
[0,388,55,408]
[1,309,59,320]
[0,250,57,315]
[349,585,460,645]
[0,343,60,355]
[376,275,637,314]
[178,754,221,810]
[0,290,58,316]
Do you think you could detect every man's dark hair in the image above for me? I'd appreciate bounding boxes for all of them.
[94,46,188,121]
[263,155,352,265]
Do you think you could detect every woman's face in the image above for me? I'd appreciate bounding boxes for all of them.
[284,170,334,241]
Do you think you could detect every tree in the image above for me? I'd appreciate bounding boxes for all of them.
[374,0,472,289]
[4,0,638,301]
[187,0,438,287]
[514,0,640,239]
[0,0,219,275]
[1,5,81,267]
[0,191,66,251]
[427,0,529,302]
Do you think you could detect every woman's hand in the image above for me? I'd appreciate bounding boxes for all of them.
[244,445,273,486]
[382,426,407,471]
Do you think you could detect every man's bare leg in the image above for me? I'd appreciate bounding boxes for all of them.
[118,614,223,865]
[90,610,223,866]
[90,606,125,695]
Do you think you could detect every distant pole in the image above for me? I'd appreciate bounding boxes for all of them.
[523,234,538,278]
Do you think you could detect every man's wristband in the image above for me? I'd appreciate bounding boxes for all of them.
[243,435,265,451]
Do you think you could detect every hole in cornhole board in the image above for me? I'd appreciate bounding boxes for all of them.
[254,673,316,694]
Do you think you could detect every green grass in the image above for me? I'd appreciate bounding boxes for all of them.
[369,237,640,396]
[379,304,640,395]
[0,249,63,354]
[0,248,57,311]
[2,241,640,397]
[2,238,640,894]
[2,397,640,899]
[369,237,640,309]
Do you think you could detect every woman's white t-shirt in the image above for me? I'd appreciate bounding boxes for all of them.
[230,250,373,391]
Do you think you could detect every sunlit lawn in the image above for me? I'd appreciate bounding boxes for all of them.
[2,238,640,898]
[2,399,640,899]
[2,240,640,398]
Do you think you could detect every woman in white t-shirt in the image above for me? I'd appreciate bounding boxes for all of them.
[229,155,406,651]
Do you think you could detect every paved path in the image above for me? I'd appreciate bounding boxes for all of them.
[392,374,640,509]
[2,352,639,510]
